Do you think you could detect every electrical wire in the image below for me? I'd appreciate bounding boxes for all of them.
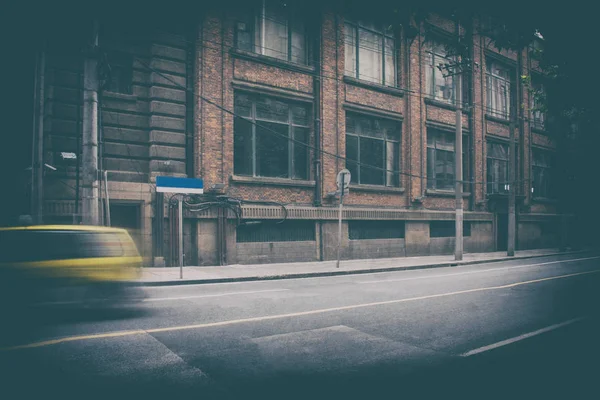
[146,22,547,117]
[135,57,534,187]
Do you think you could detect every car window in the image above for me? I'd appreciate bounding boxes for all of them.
[0,230,124,262]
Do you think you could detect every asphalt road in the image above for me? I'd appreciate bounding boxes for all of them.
[1,253,600,399]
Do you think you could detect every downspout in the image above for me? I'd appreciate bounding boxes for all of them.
[313,12,322,207]
[468,16,475,211]
[335,13,340,174]
[405,24,412,203]
[31,47,45,224]
[186,18,198,265]
[418,23,424,198]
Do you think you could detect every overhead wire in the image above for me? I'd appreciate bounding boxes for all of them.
[144,20,546,118]
[135,57,534,187]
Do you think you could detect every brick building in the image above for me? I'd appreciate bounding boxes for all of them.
[17,1,566,266]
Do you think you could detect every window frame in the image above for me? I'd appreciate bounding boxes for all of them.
[345,112,402,187]
[530,78,546,131]
[486,141,510,195]
[486,59,512,120]
[348,220,405,240]
[532,148,555,199]
[234,92,311,180]
[430,221,471,238]
[105,52,133,95]
[426,128,469,191]
[344,20,397,87]
[235,0,310,65]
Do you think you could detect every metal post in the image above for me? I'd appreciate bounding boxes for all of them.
[508,43,520,257]
[336,187,344,269]
[178,196,183,279]
[104,170,111,226]
[454,18,463,261]
[82,20,100,225]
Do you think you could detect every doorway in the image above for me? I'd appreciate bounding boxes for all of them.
[110,202,142,253]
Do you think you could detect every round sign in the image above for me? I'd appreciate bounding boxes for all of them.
[336,169,351,190]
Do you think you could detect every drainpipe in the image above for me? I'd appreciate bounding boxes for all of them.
[468,15,476,211]
[313,13,322,207]
[31,46,45,224]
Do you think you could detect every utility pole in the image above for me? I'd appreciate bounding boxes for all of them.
[507,42,520,257]
[31,47,45,225]
[454,17,463,261]
[82,20,100,225]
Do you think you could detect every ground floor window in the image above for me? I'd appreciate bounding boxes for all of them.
[349,220,405,240]
[430,221,471,238]
[237,220,315,243]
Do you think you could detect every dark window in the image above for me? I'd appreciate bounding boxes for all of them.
[349,220,405,240]
[532,149,555,198]
[427,129,453,190]
[486,60,511,119]
[236,220,315,243]
[530,79,546,130]
[106,53,133,94]
[344,20,396,86]
[235,0,309,65]
[487,142,509,194]
[234,93,310,180]
[345,113,401,187]
[430,221,471,238]
[0,230,125,263]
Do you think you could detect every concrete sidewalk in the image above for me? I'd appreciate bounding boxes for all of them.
[134,248,591,286]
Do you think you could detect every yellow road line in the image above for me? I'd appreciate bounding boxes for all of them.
[3,268,599,352]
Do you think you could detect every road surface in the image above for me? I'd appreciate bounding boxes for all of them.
[1,253,599,399]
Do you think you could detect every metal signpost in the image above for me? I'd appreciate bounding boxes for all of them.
[336,169,351,268]
[156,176,204,279]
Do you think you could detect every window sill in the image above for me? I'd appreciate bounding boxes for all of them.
[349,184,405,194]
[532,197,558,204]
[343,76,404,97]
[485,114,511,125]
[231,49,315,75]
[424,97,462,112]
[531,126,549,135]
[102,91,138,102]
[230,175,315,188]
[426,189,471,198]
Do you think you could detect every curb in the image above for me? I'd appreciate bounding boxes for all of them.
[136,250,592,287]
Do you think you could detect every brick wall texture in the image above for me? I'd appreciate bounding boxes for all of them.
[39,5,564,265]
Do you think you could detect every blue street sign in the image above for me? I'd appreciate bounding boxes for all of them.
[156,176,204,194]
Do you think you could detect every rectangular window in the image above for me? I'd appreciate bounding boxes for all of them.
[486,142,509,194]
[235,0,309,65]
[237,220,315,243]
[345,113,401,187]
[344,20,396,86]
[532,149,555,198]
[486,60,511,119]
[531,79,546,130]
[106,53,133,94]
[426,42,455,104]
[427,129,455,190]
[349,220,405,240]
[430,221,471,238]
[234,93,310,180]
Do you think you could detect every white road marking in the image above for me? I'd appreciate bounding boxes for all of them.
[4,268,599,352]
[358,256,600,284]
[143,288,289,302]
[460,317,586,357]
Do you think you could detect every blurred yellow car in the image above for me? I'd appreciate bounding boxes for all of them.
[0,225,144,309]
